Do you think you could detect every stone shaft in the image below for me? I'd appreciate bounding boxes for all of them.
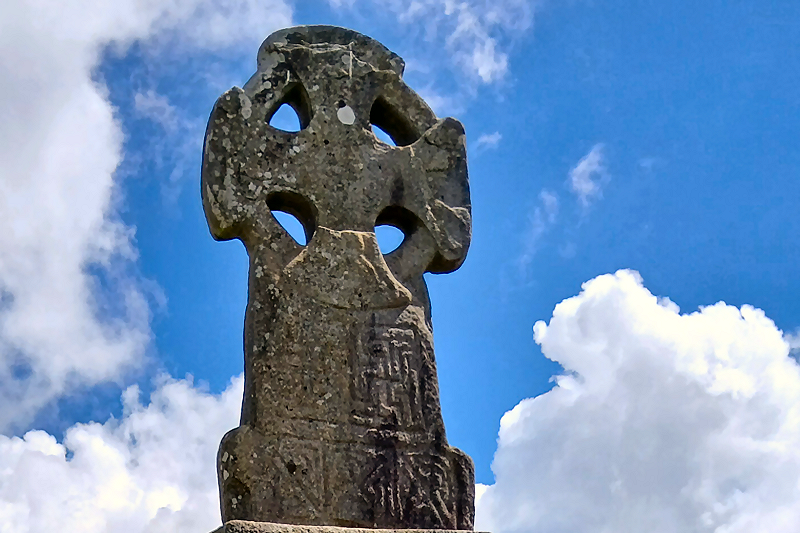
[202,26,474,530]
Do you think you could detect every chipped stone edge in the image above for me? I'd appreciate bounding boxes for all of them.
[211,521,488,533]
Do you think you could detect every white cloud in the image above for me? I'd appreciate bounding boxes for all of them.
[476,131,503,150]
[0,0,291,428]
[477,270,800,533]
[0,374,242,532]
[569,143,606,208]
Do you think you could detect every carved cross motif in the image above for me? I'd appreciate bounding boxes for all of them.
[202,26,474,530]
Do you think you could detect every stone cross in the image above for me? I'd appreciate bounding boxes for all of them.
[202,26,474,531]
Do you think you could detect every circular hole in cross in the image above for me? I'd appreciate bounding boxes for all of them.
[375,224,405,254]
[269,103,302,133]
[265,82,312,132]
[369,96,420,147]
[375,206,418,255]
[371,124,396,146]
[272,211,307,245]
[267,191,317,246]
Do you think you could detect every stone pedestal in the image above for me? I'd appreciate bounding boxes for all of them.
[212,521,488,533]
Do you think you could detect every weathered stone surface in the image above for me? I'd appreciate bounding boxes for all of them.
[202,25,474,530]
[212,521,488,533]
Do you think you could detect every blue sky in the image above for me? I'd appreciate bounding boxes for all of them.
[2,0,800,531]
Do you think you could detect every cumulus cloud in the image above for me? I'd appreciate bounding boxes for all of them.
[0,0,291,429]
[477,270,800,533]
[569,143,606,207]
[0,374,241,532]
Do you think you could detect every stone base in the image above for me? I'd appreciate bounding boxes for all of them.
[212,521,486,533]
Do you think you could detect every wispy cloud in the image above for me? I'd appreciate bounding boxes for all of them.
[132,88,205,203]
[416,85,462,116]
[638,156,659,172]
[445,3,511,83]
[516,144,610,271]
[539,188,559,221]
[329,0,534,84]
[518,189,559,269]
[475,131,502,150]
[134,90,180,132]
[569,143,607,208]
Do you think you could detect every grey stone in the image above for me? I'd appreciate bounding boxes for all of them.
[202,25,474,530]
[212,521,488,533]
